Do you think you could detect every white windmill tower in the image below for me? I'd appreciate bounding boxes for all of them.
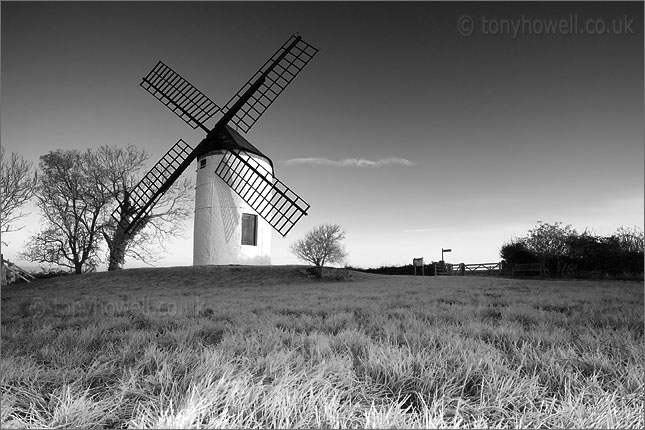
[111,34,318,265]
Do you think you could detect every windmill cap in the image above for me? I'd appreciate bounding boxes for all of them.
[201,124,273,168]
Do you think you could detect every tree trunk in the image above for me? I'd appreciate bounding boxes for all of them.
[545,258,559,277]
[106,191,136,271]
[108,246,126,271]
[317,258,326,278]
[107,225,129,271]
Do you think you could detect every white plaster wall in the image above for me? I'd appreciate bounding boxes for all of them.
[193,150,272,265]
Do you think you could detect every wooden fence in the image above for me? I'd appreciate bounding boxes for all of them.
[511,262,547,276]
[441,262,502,276]
[1,255,35,286]
[442,261,547,277]
[413,260,551,277]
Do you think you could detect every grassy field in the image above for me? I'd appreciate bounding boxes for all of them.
[1,266,643,428]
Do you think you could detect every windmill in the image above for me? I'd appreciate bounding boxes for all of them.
[111,34,318,265]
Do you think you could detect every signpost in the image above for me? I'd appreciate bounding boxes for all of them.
[413,257,424,276]
[441,248,452,262]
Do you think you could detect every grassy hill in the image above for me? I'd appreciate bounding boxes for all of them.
[1,266,643,428]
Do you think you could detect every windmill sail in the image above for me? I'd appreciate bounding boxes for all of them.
[141,61,220,132]
[134,34,317,241]
[214,149,310,237]
[222,35,319,133]
[111,139,195,235]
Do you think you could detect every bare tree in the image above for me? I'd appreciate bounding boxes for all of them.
[290,224,347,277]
[21,150,108,274]
[0,147,37,241]
[21,146,193,273]
[90,145,193,271]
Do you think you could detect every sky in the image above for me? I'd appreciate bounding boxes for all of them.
[1,1,643,270]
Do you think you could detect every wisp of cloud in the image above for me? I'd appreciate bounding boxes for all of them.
[282,157,415,167]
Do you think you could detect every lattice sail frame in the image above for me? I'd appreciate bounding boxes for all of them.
[223,35,319,133]
[141,62,220,131]
[214,150,310,237]
[111,139,194,234]
[122,34,318,237]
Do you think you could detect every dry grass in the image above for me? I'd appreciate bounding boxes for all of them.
[1,265,643,428]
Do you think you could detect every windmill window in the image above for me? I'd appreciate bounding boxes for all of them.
[241,213,257,246]
[199,159,207,169]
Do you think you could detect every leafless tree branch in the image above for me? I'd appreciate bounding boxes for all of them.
[290,224,347,277]
[20,150,105,274]
[0,147,37,241]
